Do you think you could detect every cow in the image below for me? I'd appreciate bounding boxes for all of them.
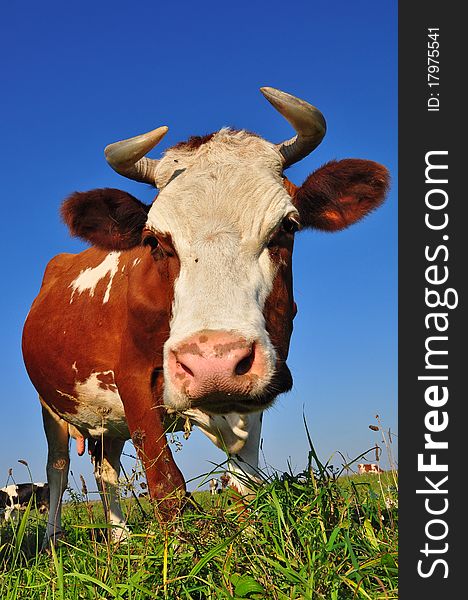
[358,463,385,474]
[22,86,389,547]
[220,472,230,491]
[0,483,50,522]
[209,478,219,496]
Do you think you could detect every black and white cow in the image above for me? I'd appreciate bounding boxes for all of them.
[0,483,50,522]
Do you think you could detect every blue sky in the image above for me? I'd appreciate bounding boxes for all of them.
[1,1,397,492]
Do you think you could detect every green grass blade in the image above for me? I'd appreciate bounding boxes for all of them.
[64,572,117,596]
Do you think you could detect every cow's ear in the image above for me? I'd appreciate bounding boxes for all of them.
[293,159,390,231]
[61,188,151,249]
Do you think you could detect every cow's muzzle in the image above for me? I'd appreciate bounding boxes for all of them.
[166,330,274,412]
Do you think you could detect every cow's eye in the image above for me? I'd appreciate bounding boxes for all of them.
[142,231,176,260]
[281,216,300,234]
[142,234,159,251]
[268,217,299,248]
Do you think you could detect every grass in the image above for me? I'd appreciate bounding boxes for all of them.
[0,452,398,599]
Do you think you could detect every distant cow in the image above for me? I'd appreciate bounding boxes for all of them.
[220,472,230,491]
[209,478,219,496]
[0,483,49,522]
[22,86,389,546]
[358,463,384,474]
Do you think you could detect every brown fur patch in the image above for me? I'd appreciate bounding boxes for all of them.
[171,129,260,152]
[283,177,298,197]
[172,133,216,151]
[213,340,250,357]
[176,343,203,356]
[294,159,390,231]
[96,372,117,392]
[131,429,146,449]
[61,188,151,249]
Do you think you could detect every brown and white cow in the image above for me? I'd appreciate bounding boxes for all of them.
[358,463,385,474]
[22,87,389,546]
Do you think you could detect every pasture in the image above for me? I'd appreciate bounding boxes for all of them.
[0,450,398,599]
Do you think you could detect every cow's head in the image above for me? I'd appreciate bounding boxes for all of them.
[62,88,389,415]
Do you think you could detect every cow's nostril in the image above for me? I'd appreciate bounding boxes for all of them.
[235,344,255,376]
[177,360,194,378]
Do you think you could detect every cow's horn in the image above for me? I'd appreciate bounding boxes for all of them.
[260,87,326,168]
[104,126,168,184]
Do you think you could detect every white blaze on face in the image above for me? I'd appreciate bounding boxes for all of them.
[145,130,297,406]
[69,252,121,304]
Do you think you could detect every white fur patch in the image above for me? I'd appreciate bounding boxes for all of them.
[226,412,264,494]
[182,408,252,454]
[1,484,19,502]
[69,252,121,304]
[57,370,128,438]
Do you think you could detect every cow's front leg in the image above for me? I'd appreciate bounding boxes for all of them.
[118,376,186,519]
[129,409,186,517]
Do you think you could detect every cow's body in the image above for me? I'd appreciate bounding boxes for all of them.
[0,483,49,522]
[22,87,389,547]
[358,463,385,474]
